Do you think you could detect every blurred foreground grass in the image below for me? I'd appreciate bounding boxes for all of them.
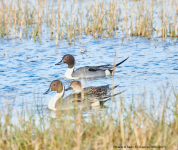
[0,87,178,150]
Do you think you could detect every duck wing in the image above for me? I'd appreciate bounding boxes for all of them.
[88,89,126,102]
[88,57,129,72]
[84,85,109,96]
[88,65,114,71]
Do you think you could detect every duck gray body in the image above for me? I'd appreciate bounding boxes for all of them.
[55,54,129,79]
[72,66,106,78]
[55,96,92,110]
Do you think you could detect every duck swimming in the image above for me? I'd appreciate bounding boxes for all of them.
[55,54,129,79]
[65,81,121,103]
[43,80,123,111]
[43,80,65,110]
[43,80,105,110]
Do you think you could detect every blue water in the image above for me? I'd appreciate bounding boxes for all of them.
[0,34,177,115]
[0,0,178,119]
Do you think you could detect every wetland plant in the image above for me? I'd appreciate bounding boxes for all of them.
[0,0,177,44]
[0,86,178,149]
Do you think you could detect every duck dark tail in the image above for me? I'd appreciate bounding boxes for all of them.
[100,89,126,105]
[109,85,119,90]
[110,89,126,97]
[109,57,129,73]
[115,57,129,67]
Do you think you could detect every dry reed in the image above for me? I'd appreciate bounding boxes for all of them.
[0,85,177,149]
[0,0,177,44]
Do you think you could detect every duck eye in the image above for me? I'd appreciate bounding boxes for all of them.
[53,84,55,86]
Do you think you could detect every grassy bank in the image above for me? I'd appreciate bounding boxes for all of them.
[0,88,178,150]
[0,0,177,44]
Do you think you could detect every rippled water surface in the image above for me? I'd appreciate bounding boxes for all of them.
[1,34,177,115]
[0,0,178,118]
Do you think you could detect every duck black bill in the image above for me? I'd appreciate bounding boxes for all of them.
[43,87,51,95]
[55,60,64,65]
[65,87,72,91]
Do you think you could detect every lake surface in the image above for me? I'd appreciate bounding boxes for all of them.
[0,34,177,116]
[0,0,178,119]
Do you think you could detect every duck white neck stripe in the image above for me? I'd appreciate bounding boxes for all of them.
[48,85,64,111]
[65,66,75,79]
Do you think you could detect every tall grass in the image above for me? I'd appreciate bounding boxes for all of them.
[0,0,177,44]
[0,86,178,149]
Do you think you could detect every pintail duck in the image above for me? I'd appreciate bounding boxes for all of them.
[43,80,123,111]
[43,80,65,110]
[55,54,129,79]
[43,80,104,111]
[65,81,123,103]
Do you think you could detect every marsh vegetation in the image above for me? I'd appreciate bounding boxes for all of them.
[0,0,177,44]
[0,0,178,149]
[0,87,178,149]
